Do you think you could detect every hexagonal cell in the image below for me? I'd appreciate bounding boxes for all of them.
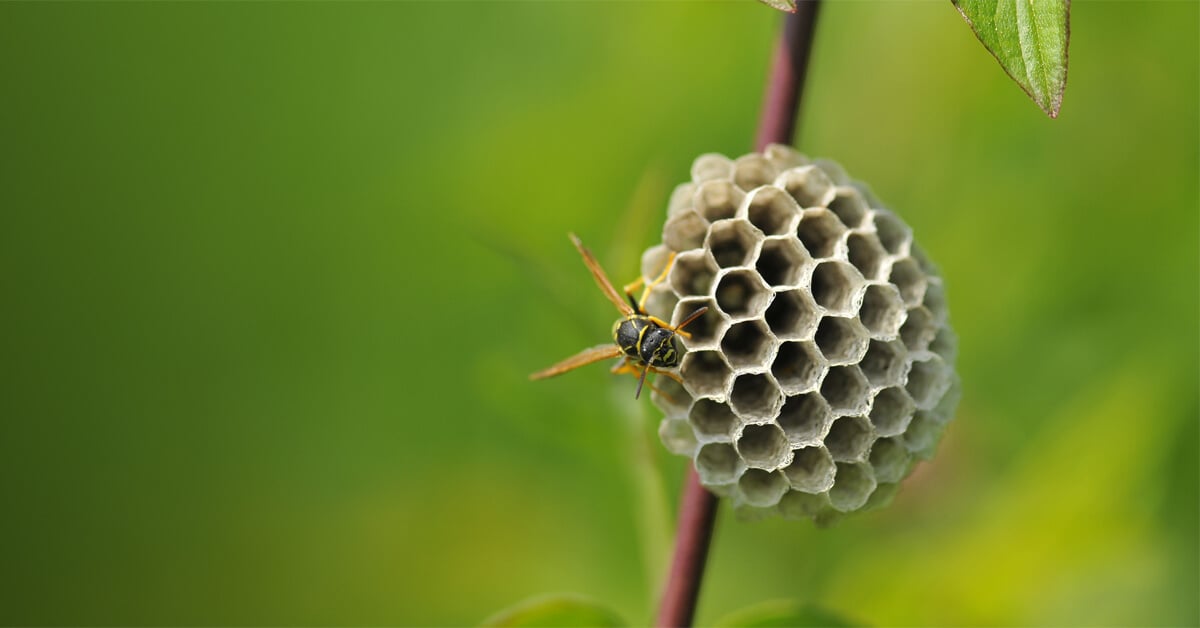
[899,306,937,353]
[651,376,693,416]
[756,237,810,287]
[714,269,771,319]
[814,158,851,185]
[679,349,734,399]
[641,284,679,323]
[695,442,742,485]
[668,249,719,298]
[738,469,790,507]
[929,325,958,364]
[814,316,869,365]
[763,144,810,171]
[828,187,868,229]
[889,257,926,307]
[825,415,874,462]
[847,232,888,281]
[795,209,845,259]
[868,386,916,437]
[811,261,865,315]
[777,392,831,444]
[868,436,912,484]
[744,186,800,236]
[707,219,760,269]
[663,210,708,252]
[910,242,940,276]
[859,284,906,339]
[828,462,877,512]
[673,298,725,349]
[691,153,734,183]
[667,182,697,217]
[783,445,836,493]
[923,278,948,324]
[694,180,745,222]
[765,288,820,340]
[640,244,672,282]
[873,210,911,256]
[721,320,776,370]
[733,153,779,191]
[863,480,902,512]
[906,355,950,409]
[820,365,871,414]
[658,417,698,457]
[778,490,830,521]
[777,165,835,207]
[736,423,792,470]
[902,410,948,460]
[860,339,910,388]
[771,340,825,395]
[729,372,784,420]
[688,398,739,440]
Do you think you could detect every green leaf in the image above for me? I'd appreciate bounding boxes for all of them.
[953,0,1071,118]
[481,594,627,627]
[758,0,798,13]
[713,599,862,627]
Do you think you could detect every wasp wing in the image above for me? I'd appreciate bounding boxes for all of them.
[529,344,623,380]
[570,233,635,317]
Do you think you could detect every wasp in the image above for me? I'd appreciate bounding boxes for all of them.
[530,233,708,399]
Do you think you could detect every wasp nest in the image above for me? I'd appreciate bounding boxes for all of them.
[643,145,959,523]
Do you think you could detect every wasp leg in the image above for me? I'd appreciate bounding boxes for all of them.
[611,359,682,401]
[623,251,678,315]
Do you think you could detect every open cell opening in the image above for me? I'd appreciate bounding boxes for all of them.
[869,437,911,484]
[889,257,926,307]
[796,209,845,259]
[783,446,836,493]
[772,341,824,395]
[765,289,819,340]
[899,306,936,353]
[707,219,760,268]
[847,232,887,281]
[811,261,864,315]
[688,398,738,439]
[859,284,906,339]
[679,349,733,399]
[695,442,741,485]
[673,298,724,348]
[733,154,779,192]
[730,373,783,420]
[906,356,948,408]
[873,210,910,255]
[721,321,775,370]
[860,339,908,388]
[756,237,809,287]
[829,462,877,512]
[669,250,718,298]
[778,392,830,443]
[828,188,868,229]
[869,386,915,437]
[779,165,835,207]
[695,180,744,222]
[738,469,790,507]
[714,270,771,319]
[825,415,874,462]
[736,423,791,470]
[664,210,709,253]
[745,186,799,236]
[820,365,870,414]
[814,316,869,365]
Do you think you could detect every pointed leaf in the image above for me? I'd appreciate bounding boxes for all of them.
[713,599,862,627]
[953,0,1070,118]
[481,594,627,627]
[758,0,798,13]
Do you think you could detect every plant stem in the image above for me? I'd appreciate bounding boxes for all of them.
[654,4,821,627]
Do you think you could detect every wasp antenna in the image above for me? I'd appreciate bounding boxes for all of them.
[635,365,651,399]
[673,306,709,332]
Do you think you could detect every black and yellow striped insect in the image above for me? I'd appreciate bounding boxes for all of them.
[530,233,708,398]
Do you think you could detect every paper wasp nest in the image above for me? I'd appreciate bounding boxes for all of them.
[644,145,959,523]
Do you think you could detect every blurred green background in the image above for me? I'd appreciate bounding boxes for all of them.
[1,2,1196,626]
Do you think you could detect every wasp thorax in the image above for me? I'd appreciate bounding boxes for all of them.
[643,145,960,525]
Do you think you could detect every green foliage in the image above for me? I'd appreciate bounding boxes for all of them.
[953,0,1070,117]
[713,599,860,627]
[482,595,626,627]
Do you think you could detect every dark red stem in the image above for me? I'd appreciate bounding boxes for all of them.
[655,4,821,627]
